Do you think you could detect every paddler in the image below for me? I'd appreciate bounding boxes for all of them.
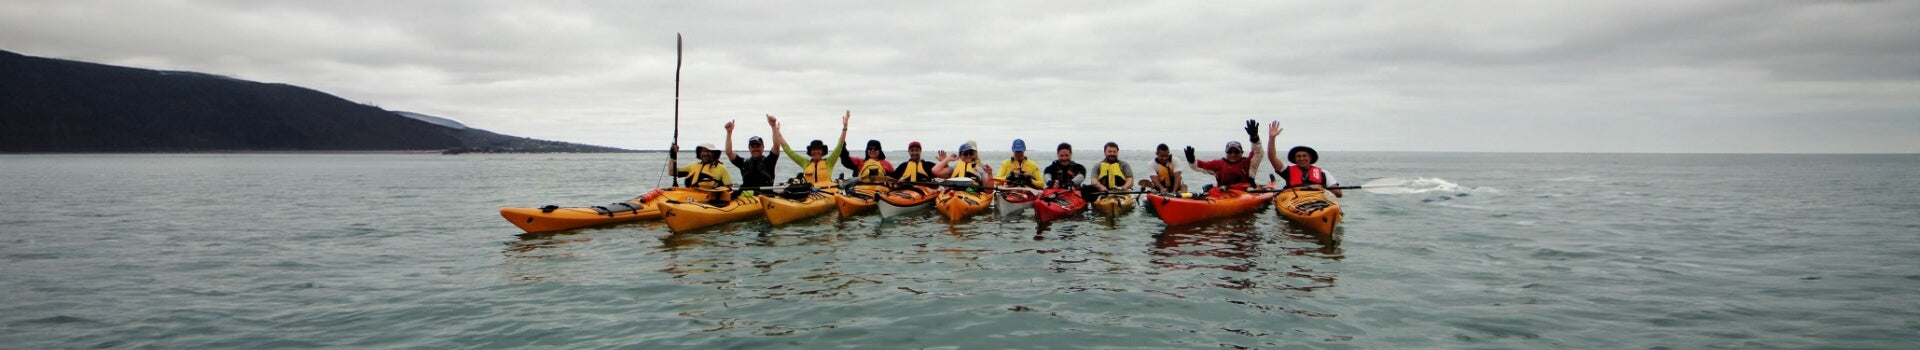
[769,111,850,187]
[995,139,1044,190]
[838,139,895,183]
[1042,142,1087,190]
[932,140,993,185]
[887,141,938,183]
[1091,142,1135,194]
[667,141,733,203]
[1137,144,1187,193]
[724,116,781,189]
[1182,119,1265,196]
[1265,121,1343,198]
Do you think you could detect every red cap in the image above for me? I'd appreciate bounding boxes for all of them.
[908,141,922,149]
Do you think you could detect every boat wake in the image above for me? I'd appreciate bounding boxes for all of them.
[1361,177,1492,195]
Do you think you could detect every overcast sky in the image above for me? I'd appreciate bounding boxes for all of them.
[4,0,1917,153]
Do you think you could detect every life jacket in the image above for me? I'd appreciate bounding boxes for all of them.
[953,160,981,182]
[1283,165,1326,188]
[898,160,930,182]
[684,162,726,190]
[858,159,889,181]
[1213,158,1254,190]
[801,159,835,186]
[1153,160,1178,189]
[1097,161,1127,188]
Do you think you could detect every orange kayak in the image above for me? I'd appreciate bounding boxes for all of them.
[1144,185,1279,226]
[835,184,889,218]
[1274,188,1343,236]
[499,188,712,233]
[878,185,937,218]
[935,188,993,222]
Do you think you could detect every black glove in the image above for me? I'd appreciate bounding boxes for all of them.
[1182,146,1196,164]
[1244,119,1260,143]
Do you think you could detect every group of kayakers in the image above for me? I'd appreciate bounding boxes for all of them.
[667,112,1341,201]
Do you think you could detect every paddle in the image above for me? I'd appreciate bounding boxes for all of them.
[1246,177,1429,194]
[663,34,685,184]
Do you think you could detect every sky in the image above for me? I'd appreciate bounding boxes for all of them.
[3,0,1917,153]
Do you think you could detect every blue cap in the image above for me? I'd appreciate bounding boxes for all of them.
[1011,139,1027,152]
[959,141,975,153]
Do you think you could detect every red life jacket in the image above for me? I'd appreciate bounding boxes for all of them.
[1283,165,1325,188]
[1208,158,1255,190]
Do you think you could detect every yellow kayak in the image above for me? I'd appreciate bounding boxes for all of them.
[1274,188,1343,236]
[659,192,767,233]
[764,188,837,225]
[499,188,712,233]
[834,183,889,218]
[935,188,993,222]
[1091,193,1136,217]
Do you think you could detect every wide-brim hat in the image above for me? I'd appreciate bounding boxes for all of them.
[807,140,828,153]
[1287,146,1319,164]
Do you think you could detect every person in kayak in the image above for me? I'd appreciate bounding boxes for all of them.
[1183,119,1265,195]
[995,139,1044,190]
[1092,142,1135,194]
[888,141,938,183]
[769,111,850,187]
[1265,121,1343,198]
[933,140,993,185]
[1043,142,1087,189]
[839,139,895,183]
[724,116,781,189]
[1137,143,1187,193]
[667,142,734,203]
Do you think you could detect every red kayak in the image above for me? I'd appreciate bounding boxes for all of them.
[1033,188,1088,223]
[1144,185,1279,226]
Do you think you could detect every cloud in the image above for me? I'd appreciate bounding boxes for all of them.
[3,0,1916,153]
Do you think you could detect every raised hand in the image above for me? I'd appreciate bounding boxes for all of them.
[841,110,851,128]
[1268,120,1282,138]
[1244,119,1260,143]
[725,120,735,132]
[766,114,778,126]
[937,150,949,162]
[1183,146,1196,164]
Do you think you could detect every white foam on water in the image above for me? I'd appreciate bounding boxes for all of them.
[1363,177,1494,194]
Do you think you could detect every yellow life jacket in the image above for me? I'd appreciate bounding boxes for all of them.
[802,159,835,185]
[858,159,889,181]
[1154,161,1177,189]
[1097,161,1127,188]
[953,160,979,181]
[898,160,929,182]
[683,162,728,190]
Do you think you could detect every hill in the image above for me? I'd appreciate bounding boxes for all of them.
[0,50,628,153]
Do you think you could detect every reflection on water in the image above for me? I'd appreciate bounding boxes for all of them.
[1151,218,1342,293]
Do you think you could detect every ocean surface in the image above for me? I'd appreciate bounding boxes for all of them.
[3,152,1916,349]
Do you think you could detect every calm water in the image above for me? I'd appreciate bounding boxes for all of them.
[3,152,1917,349]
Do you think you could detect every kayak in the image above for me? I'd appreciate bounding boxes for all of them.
[1274,188,1343,236]
[499,188,712,233]
[659,192,767,233]
[1033,188,1088,223]
[1091,193,1136,217]
[878,185,937,218]
[1144,185,1280,226]
[764,188,837,225]
[834,183,889,218]
[935,188,994,222]
[994,189,1036,217]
